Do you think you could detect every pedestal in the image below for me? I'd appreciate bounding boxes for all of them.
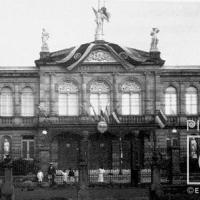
[1,167,15,200]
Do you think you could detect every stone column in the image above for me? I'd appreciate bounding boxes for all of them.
[81,73,87,115]
[78,131,90,200]
[145,72,154,114]
[150,131,164,199]
[14,84,20,116]
[112,73,118,112]
[171,146,180,175]
[130,131,139,186]
[38,130,50,173]
[50,73,56,115]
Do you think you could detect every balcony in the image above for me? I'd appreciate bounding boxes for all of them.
[0,114,198,128]
[0,117,38,127]
[38,114,155,127]
[166,115,200,128]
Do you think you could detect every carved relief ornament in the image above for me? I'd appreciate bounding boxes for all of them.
[58,82,78,93]
[121,81,141,92]
[84,50,117,63]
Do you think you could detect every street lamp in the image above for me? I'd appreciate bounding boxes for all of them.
[172,128,177,134]
[42,129,48,135]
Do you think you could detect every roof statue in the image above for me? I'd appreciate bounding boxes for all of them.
[150,28,159,52]
[92,0,110,41]
[41,28,50,52]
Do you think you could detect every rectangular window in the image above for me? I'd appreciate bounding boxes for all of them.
[22,136,34,160]
[58,93,78,116]
[90,93,110,115]
[21,93,34,116]
[0,93,13,116]
[122,93,140,115]
[165,94,177,115]
[186,94,197,115]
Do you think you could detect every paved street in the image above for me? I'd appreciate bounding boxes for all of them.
[14,186,149,200]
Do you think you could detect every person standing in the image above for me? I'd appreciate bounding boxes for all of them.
[68,168,75,182]
[37,169,44,186]
[98,167,105,183]
[48,163,56,186]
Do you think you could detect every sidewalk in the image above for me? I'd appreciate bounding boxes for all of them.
[14,185,149,200]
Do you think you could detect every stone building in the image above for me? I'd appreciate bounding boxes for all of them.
[0,34,199,184]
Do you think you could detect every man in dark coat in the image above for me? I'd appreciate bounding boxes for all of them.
[48,163,56,186]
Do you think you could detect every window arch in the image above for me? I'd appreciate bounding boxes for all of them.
[58,82,79,116]
[0,87,13,116]
[165,86,177,115]
[121,81,141,115]
[185,87,197,115]
[21,87,34,116]
[89,81,110,115]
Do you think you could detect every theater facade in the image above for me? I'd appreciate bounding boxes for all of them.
[0,36,199,184]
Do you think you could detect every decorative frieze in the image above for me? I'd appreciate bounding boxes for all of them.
[74,65,125,73]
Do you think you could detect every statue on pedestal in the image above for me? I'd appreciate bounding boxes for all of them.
[92,5,110,41]
[150,28,159,52]
[41,28,49,52]
[4,138,10,156]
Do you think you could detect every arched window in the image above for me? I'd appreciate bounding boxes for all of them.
[165,87,177,115]
[185,87,197,115]
[90,81,110,115]
[121,81,141,115]
[58,82,79,116]
[21,87,34,116]
[0,87,13,116]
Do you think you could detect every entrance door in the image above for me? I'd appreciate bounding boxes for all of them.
[58,135,79,170]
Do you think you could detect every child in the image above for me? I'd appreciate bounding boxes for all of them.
[37,170,44,185]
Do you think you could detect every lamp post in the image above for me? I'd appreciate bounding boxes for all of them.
[119,136,123,175]
[167,127,178,184]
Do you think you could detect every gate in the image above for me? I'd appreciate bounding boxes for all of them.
[88,133,132,185]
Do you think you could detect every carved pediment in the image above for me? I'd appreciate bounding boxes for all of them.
[83,50,117,63]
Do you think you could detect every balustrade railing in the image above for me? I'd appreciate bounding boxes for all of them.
[0,114,199,127]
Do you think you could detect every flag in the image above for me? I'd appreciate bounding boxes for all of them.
[112,109,120,124]
[105,106,110,123]
[100,110,106,121]
[100,6,110,22]
[90,104,99,122]
[155,110,167,128]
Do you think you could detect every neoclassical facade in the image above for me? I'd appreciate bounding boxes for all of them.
[0,40,199,183]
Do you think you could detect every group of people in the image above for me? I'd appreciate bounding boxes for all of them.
[37,163,77,186]
[37,163,106,185]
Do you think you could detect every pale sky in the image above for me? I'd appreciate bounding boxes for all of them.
[0,0,200,66]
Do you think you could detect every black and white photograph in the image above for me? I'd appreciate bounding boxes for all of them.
[0,0,199,199]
